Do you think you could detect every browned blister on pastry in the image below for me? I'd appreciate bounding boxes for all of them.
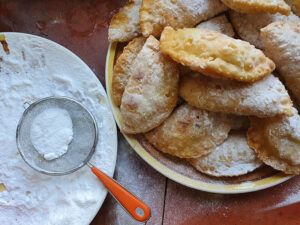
[108,0,142,42]
[112,37,146,106]
[180,72,293,117]
[160,27,275,82]
[145,104,240,158]
[189,131,262,177]
[120,36,179,134]
[221,0,290,15]
[247,110,300,175]
[261,21,300,103]
[140,0,228,37]
[229,10,300,49]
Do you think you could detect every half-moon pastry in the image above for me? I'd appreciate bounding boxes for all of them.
[120,36,179,134]
[145,104,238,158]
[248,109,300,175]
[108,0,142,42]
[190,131,262,177]
[160,27,275,82]
[140,0,228,37]
[112,37,146,106]
[179,72,293,117]
[261,21,300,103]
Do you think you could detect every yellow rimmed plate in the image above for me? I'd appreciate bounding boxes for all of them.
[105,42,292,194]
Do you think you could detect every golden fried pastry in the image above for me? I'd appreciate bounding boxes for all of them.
[112,37,146,106]
[180,72,293,117]
[190,131,262,177]
[160,27,275,82]
[120,36,179,134]
[108,0,142,42]
[140,0,228,37]
[261,21,300,103]
[286,0,300,16]
[229,10,300,49]
[145,104,239,158]
[221,0,290,15]
[247,109,300,174]
[195,14,235,37]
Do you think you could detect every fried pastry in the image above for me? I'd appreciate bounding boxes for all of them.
[190,131,262,177]
[112,37,146,106]
[108,0,142,42]
[195,14,235,37]
[261,21,300,103]
[145,104,238,158]
[247,109,300,175]
[230,10,300,49]
[140,0,228,37]
[120,36,179,134]
[286,0,300,16]
[160,27,275,82]
[179,72,293,117]
[221,0,290,15]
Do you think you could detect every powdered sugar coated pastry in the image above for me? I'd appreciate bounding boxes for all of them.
[120,36,179,134]
[179,72,293,117]
[189,131,262,177]
[112,37,146,106]
[248,109,300,175]
[140,0,228,37]
[221,0,291,15]
[0,33,117,225]
[160,27,275,82]
[30,108,73,161]
[230,10,300,49]
[261,21,300,103]
[195,14,235,37]
[108,0,142,42]
[145,104,239,158]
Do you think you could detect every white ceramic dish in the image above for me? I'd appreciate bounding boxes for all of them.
[0,33,117,225]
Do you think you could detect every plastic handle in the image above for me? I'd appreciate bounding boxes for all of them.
[91,166,151,222]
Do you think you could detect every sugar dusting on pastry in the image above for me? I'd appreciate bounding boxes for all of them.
[190,131,262,177]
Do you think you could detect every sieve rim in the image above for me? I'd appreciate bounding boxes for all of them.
[16,96,98,176]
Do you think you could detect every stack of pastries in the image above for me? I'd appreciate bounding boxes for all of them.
[109,0,300,177]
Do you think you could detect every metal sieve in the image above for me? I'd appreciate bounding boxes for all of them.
[16,96,150,222]
[16,97,97,175]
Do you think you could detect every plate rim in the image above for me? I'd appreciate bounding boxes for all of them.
[105,41,292,194]
[1,32,118,225]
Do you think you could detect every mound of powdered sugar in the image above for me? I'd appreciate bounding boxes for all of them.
[30,108,73,161]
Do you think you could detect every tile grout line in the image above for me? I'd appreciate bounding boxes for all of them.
[161,178,169,225]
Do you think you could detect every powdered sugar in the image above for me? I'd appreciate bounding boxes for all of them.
[271,189,300,209]
[30,108,73,161]
[195,14,235,37]
[190,131,262,177]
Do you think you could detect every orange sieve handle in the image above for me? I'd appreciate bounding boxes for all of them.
[90,166,151,222]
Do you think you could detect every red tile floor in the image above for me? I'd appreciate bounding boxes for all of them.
[1,1,300,224]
